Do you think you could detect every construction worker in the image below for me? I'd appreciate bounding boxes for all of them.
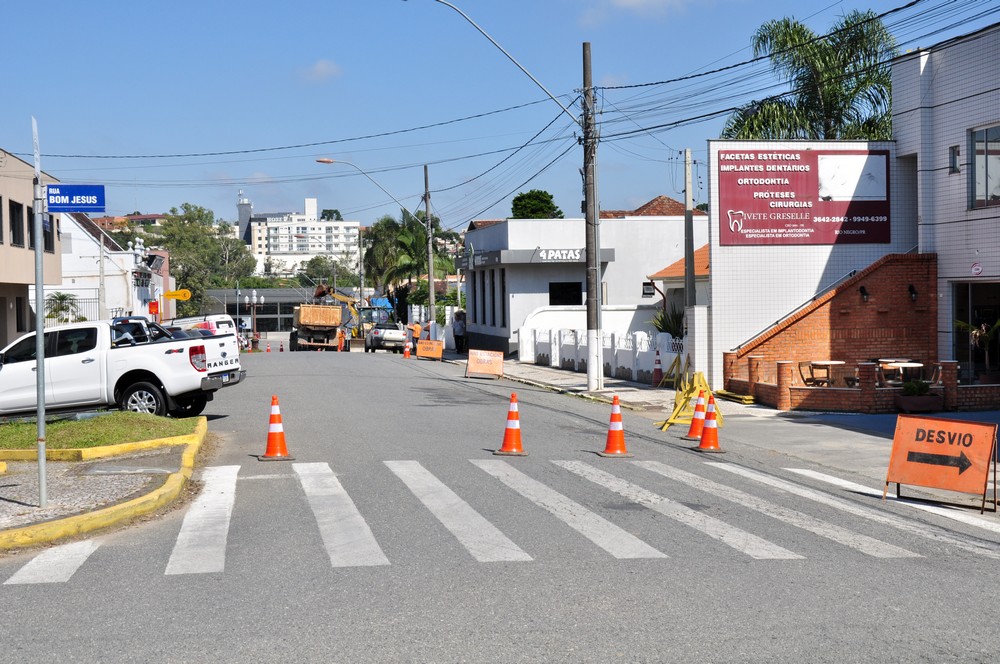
[408,321,422,351]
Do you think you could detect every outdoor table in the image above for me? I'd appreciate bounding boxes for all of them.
[810,360,845,386]
[888,361,923,382]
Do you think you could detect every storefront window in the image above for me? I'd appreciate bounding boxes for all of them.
[972,126,1000,208]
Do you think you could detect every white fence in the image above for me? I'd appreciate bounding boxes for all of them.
[518,328,685,383]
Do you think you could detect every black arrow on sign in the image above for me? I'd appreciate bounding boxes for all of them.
[906,450,973,474]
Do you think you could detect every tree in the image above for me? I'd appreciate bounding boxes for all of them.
[721,10,897,140]
[511,189,563,219]
[321,209,343,221]
[45,291,80,322]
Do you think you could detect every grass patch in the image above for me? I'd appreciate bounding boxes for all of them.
[0,412,198,450]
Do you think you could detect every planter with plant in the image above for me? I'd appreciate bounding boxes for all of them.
[894,380,943,413]
[954,318,1000,384]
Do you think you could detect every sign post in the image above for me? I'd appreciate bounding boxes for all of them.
[884,415,998,512]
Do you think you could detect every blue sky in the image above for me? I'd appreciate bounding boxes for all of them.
[3,0,997,231]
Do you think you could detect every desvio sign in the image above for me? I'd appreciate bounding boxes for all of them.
[46,184,106,213]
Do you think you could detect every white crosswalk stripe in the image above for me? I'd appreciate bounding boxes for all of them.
[786,468,1000,535]
[472,460,666,559]
[555,460,803,560]
[4,540,101,585]
[385,460,532,562]
[633,461,920,558]
[709,463,1000,559]
[294,462,389,568]
[165,465,240,575]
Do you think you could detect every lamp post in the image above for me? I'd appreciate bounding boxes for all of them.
[420,1,602,390]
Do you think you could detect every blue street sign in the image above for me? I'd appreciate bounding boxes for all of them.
[46,184,106,213]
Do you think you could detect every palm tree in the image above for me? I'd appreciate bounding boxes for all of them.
[45,291,80,322]
[721,10,897,140]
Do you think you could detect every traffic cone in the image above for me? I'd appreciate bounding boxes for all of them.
[681,390,707,441]
[279,341,284,352]
[494,393,527,456]
[652,350,663,386]
[693,396,723,453]
[266,342,271,353]
[404,340,411,359]
[598,395,632,457]
[259,395,294,461]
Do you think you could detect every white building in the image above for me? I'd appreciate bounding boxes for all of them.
[460,196,708,354]
[30,215,176,323]
[892,22,1000,376]
[244,196,360,276]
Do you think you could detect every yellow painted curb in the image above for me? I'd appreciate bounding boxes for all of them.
[0,461,6,474]
[0,417,208,551]
[0,423,201,462]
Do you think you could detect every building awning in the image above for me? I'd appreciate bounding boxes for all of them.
[457,248,615,270]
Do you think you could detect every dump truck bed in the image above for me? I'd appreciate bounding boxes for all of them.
[293,304,342,328]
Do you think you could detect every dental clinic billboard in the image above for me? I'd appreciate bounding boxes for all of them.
[717,148,890,245]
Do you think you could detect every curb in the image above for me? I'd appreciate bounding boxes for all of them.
[0,417,208,552]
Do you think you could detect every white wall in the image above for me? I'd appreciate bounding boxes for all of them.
[706,140,916,387]
[892,25,1000,362]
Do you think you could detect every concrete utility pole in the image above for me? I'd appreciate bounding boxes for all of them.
[425,165,435,324]
[684,148,695,308]
[583,42,602,392]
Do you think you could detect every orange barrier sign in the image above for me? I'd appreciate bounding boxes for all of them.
[885,414,997,505]
[416,339,444,360]
[465,349,504,379]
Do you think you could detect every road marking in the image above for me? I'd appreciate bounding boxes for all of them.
[472,460,666,559]
[786,468,1000,535]
[5,540,100,585]
[555,461,802,560]
[385,461,531,562]
[707,463,1000,559]
[633,461,919,558]
[166,465,240,575]
[294,463,389,568]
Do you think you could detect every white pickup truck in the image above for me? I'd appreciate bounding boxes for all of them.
[0,317,245,418]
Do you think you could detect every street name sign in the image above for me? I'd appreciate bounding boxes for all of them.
[884,414,998,511]
[46,184,106,213]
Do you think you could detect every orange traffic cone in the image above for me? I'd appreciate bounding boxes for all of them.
[259,395,294,461]
[598,395,632,457]
[403,340,411,359]
[693,395,723,453]
[651,350,663,387]
[681,390,707,441]
[279,341,284,352]
[266,342,271,353]
[494,393,527,456]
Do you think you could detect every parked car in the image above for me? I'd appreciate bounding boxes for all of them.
[0,318,245,417]
[365,322,406,353]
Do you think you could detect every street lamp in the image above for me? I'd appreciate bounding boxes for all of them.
[417,1,602,390]
[247,289,265,337]
[316,158,433,321]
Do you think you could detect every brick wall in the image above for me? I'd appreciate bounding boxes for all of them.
[725,254,938,385]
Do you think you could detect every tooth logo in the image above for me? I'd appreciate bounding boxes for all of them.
[727,210,745,232]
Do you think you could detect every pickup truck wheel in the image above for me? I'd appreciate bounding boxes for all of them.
[168,394,207,418]
[120,381,167,417]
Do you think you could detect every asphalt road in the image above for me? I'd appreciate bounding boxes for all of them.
[2,352,1000,663]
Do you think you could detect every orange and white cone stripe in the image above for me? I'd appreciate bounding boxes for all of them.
[682,390,707,441]
[495,393,527,456]
[693,396,723,453]
[598,395,632,457]
[260,395,294,461]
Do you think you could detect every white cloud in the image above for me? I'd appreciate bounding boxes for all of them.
[301,59,342,83]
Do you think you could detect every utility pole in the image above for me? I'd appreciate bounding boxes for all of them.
[684,149,695,308]
[583,42,602,392]
[425,164,435,325]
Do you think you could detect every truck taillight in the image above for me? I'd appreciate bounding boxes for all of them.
[189,345,207,372]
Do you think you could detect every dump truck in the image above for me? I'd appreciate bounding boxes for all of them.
[289,303,345,351]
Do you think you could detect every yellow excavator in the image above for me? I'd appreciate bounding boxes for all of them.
[314,284,394,339]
